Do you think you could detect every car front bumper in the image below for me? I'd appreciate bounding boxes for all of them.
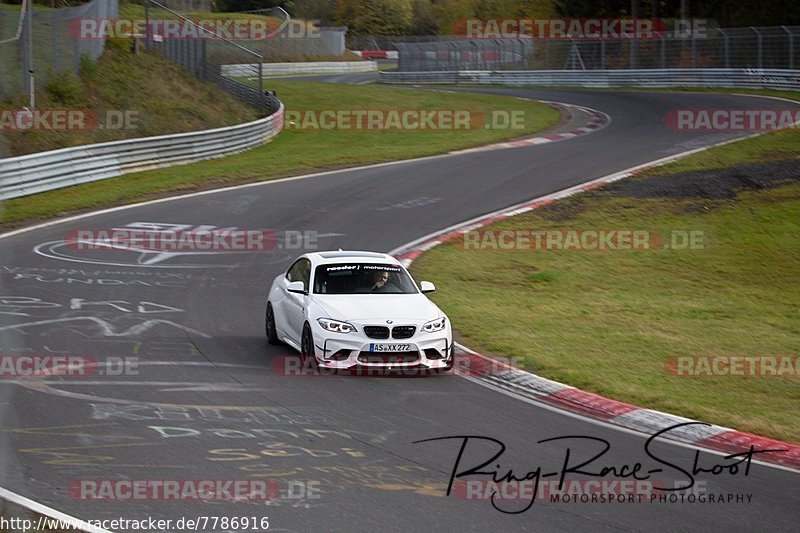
[311,323,453,369]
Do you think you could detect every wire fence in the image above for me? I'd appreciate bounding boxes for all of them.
[0,0,118,102]
[142,0,279,114]
[233,9,347,60]
[380,69,800,91]
[394,26,800,71]
[0,0,282,114]
[347,34,455,51]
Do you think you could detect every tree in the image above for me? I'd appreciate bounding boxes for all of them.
[334,0,413,35]
[409,0,438,34]
[433,0,557,34]
[213,0,291,12]
[292,0,338,24]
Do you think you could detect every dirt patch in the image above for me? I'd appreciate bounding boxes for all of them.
[602,159,800,200]
[534,195,589,221]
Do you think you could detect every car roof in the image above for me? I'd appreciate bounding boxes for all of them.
[309,250,399,264]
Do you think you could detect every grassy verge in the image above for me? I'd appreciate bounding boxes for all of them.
[1,40,257,156]
[0,80,559,229]
[410,126,800,443]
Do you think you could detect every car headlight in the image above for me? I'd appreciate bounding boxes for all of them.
[423,317,447,333]
[317,318,356,334]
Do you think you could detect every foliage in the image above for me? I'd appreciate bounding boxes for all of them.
[334,0,413,35]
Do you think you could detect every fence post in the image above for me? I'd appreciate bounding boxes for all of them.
[25,0,34,109]
[52,11,58,75]
[258,57,263,97]
[545,41,550,68]
[145,0,151,52]
[600,38,605,69]
[751,27,762,68]
[719,28,729,68]
[782,26,794,69]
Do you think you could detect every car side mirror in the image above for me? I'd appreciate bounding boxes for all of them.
[420,281,435,293]
[287,281,306,294]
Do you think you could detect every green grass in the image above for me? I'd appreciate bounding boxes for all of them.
[0,2,54,10]
[641,127,800,174]
[410,129,800,443]
[2,39,257,155]
[0,79,559,228]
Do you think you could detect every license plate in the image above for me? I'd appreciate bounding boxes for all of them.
[369,343,412,352]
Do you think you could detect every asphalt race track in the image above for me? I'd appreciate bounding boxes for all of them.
[1,83,798,532]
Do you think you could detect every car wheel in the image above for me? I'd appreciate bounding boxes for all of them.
[265,303,279,345]
[301,323,316,360]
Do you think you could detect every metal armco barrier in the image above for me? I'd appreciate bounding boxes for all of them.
[222,61,377,78]
[0,104,284,201]
[379,69,800,90]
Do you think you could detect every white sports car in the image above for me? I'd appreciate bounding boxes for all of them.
[265,251,453,371]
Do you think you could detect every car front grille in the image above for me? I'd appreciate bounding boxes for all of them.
[358,352,420,364]
[363,326,390,339]
[391,326,416,339]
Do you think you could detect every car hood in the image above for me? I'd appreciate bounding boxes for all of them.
[313,294,442,321]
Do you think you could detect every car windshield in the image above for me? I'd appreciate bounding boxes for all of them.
[314,263,419,294]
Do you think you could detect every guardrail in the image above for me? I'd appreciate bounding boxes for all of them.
[352,51,399,60]
[380,69,800,90]
[222,61,377,78]
[0,104,284,201]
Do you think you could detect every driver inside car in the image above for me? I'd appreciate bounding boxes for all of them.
[366,269,396,292]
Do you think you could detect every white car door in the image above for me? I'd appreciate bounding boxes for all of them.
[282,258,310,344]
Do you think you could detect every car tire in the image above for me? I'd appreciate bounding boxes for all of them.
[265,303,279,345]
[301,323,317,362]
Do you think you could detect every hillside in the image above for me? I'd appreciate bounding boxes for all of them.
[1,38,258,156]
